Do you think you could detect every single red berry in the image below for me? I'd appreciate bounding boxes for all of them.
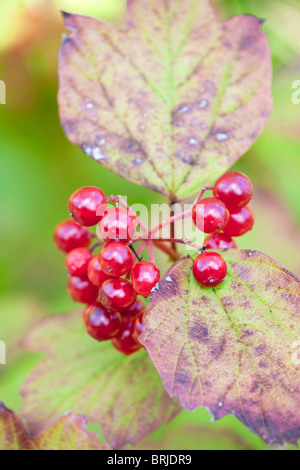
[223,206,254,237]
[122,298,146,322]
[54,220,91,253]
[112,321,142,356]
[193,252,227,287]
[68,186,107,227]
[192,197,229,234]
[87,256,111,287]
[65,247,93,277]
[67,276,99,304]
[131,261,160,297]
[213,171,253,211]
[99,278,137,312]
[132,313,144,344]
[98,207,136,243]
[83,304,121,341]
[98,242,133,278]
[204,233,237,250]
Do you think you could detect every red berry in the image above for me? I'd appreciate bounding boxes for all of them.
[193,252,227,287]
[98,207,135,243]
[223,206,254,237]
[83,304,121,341]
[204,233,237,250]
[68,186,107,227]
[54,220,91,253]
[87,256,111,287]
[67,276,99,304]
[132,314,144,344]
[65,248,93,276]
[122,298,146,322]
[99,278,137,312]
[131,261,160,297]
[99,242,133,278]
[213,171,253,211]
[112,321,142,356]
[192,197,229,234]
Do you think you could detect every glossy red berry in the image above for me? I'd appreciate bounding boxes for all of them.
[65,248,93,277]
[132,314,144,344]
[213,171,253,211]
[68,186,107,227]
[98,242,133,278]
[112,321,142,356]
[131,261,160,297]
[83,304,121,341]
[67,276,99,304]
[122,298,146,322]
[192,197,229,234]
[54,220,91,253]
[204,233,237,250]
[87,256,111,287]
[223,206,254,237]
[98,207,135,243]
[193,252,227,287]
[99,278,137,312]
[82,303,105,325]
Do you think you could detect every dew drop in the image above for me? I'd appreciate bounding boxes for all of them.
[198,99,208,109]
[92,146,105,161]
[165,276,174,283]
[216,132,228,142]
[189,138,199,146]
[179,105,190,114]
[86,102,94,109]
[140,124,146,130]
[218,402,223,408]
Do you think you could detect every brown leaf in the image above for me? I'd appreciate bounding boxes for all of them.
[140,251,300,445]
[0,403,106,450]
[58,0,272,199]
[21,312,181,449]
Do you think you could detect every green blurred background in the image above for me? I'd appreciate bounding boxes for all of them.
[0,0,299,450]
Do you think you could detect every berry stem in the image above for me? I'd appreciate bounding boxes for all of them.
[150,208,192,237]
[90,241,105,252]
[108,195,149,237]
[129,244,143,262]
[193,185,212,205]
[155,237,205,252]
[153,241,179,261]
[148,240,155,264]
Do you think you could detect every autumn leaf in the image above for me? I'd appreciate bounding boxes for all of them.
[0,403,106,450]
[140,251,300,445]
[21,312,181,449]
[58,0,272,200]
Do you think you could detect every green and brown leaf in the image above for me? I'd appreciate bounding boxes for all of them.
[21,313,181,449]
[58,0,272,200]
[140,251,300,445]
[0,403,106,450]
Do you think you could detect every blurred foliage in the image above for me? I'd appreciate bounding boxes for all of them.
[0,0,299,450]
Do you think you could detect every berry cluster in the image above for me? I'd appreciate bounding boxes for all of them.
[192,171,254,287]
[54,172,254,353]
[54,187,160,356]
